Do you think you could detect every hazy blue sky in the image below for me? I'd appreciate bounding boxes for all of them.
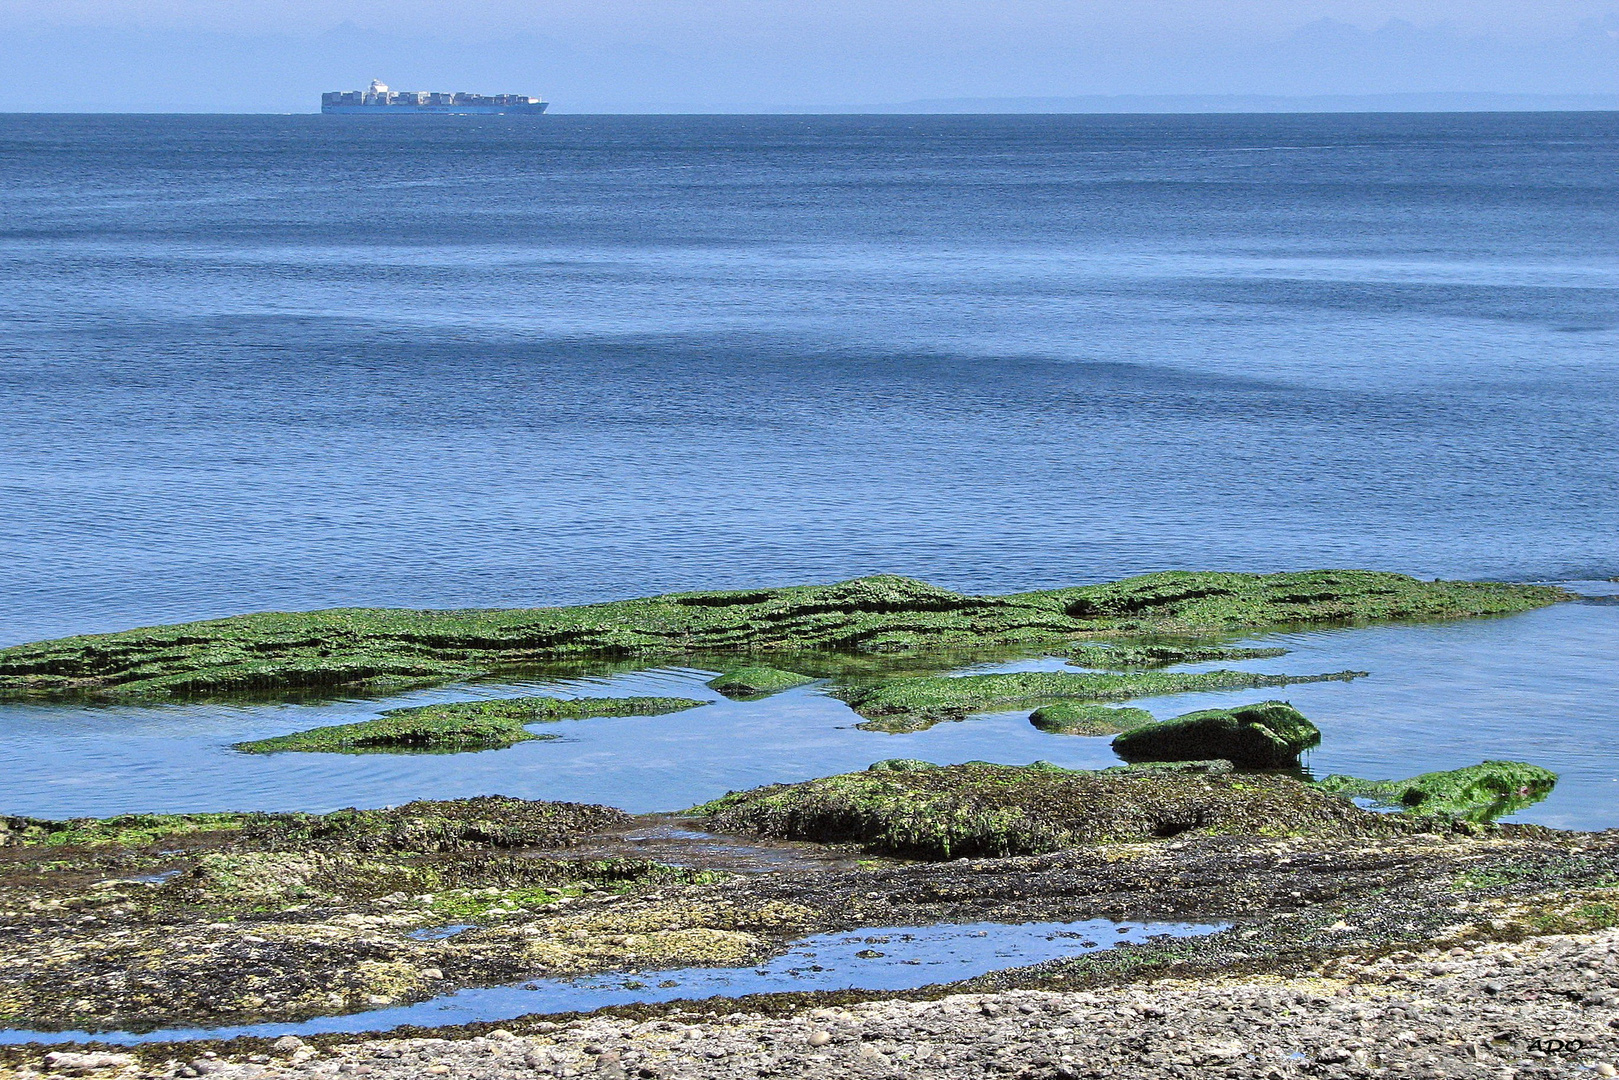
[2,0,1617,111]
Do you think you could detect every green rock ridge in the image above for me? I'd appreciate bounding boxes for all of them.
[1317,761,1559,822]
[232,696,707,755]
[1028,703,1157,736]
[693,762,1406,860]
[1066,643,1290,668]
[838,668,1365,733]
[1112,700,1322,768]
[0,570,1561,700]
[705,666,815,699]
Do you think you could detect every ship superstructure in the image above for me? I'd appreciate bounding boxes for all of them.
[322,80,548,115]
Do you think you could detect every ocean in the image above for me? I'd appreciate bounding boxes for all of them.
[3,112,1616,646]
[0,112,1615,827]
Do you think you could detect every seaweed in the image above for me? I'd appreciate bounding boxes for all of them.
[1111,701,1321,768]
[837,668,1364,733]
[232,696,706,754]
[704,667,814,700]
[1028,703,1156,736]
[1067,643,1289,669]
[0,571,1561,700]
[1316,760,1557,822]
[3,797,630,853]
[693,761,1405,859]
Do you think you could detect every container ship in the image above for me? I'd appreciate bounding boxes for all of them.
[322,80,548,115]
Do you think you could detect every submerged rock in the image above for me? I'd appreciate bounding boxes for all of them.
[233,696,706,754]
[706,666,815,699]
[1067,643,1289,669]
[1029,703,1155,736]
[1111,701,1320,768]
[842,669,1363,734]
[1317,760,1557,821]
[694,761,1399,859]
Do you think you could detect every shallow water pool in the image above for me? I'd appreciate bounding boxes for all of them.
[0,918,1222,1045]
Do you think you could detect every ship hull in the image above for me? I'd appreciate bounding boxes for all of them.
[321,103,548,115]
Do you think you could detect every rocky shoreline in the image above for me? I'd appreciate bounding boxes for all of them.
[0,571,1601,1077]
[1,783,1616,1074]
[8,920,1619,1078]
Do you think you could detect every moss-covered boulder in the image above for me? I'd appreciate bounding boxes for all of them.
[1317,761,1557,822]
[1029,702,1156,736]
[867,758,942,772]
[1112,701,1320,768]
[706,666,815,699]
[693,762,1399,859]
[234,696,706,754]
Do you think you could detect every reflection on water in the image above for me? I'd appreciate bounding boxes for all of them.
[0,590,1612,831]
[0,918,1222,1045]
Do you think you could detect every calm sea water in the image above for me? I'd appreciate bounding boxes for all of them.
[0,113,1616,828]
[2,113,1616,646]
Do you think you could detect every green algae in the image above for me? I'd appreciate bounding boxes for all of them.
[1043,569,1558,630]
[866,758,942,772]
[693,762,1402,859]
[1111,700,1321,768]
[1067,643,1289,668]
[3,797,629,853]
[0,570,1561,701]
[1317,760,1558,822]
[705,666,814,699]
[232,696,706,755]
[0,803,740,1032]
[1028,702,1156,736]
[0,812,252,849]
[837,668,1364,733]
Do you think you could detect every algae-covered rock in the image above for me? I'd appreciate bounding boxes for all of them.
[0,570,1561,700]
[706,666,815,699]
[842,669,1361,733]
[1052,569,1559,630]
[1317,761,1557,822]
[694,762,1398,859]
[867,758,941,772]
[1068,643,1289,669]
[234,696,706,754]
[1111,701,1320,768]
[1101,759,1235,776]
[1029,702,1156,736]
[3,796,630,852]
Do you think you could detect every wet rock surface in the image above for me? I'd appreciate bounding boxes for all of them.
[1028,705,1155,737]
[704,668,814,700]
[1319,762,1561,823]
[694,763,1403,858]
[3,780,1618,1037]
[8,927,1619,1078]
[1112,701,1321,768]
[838,670,1364,735]
[232,699,707,756]
[0,571,1560,701]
